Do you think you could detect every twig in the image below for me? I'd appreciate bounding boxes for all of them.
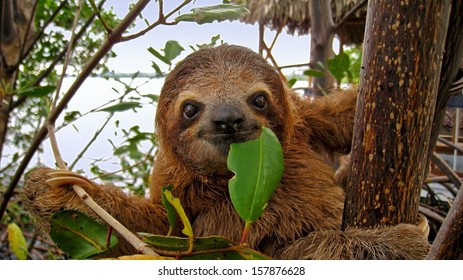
[426,184,463,259]
[52,0,84,112]
[431,152,460,196]
[68,114,114,170]
[120,0,193,42]
[89,0,113,34]
[91,145,155,181]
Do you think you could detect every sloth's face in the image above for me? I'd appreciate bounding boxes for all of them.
[172,80,275,174]
[156,45,288,175]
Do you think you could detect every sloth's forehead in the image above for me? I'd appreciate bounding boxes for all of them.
[177,81,272,101]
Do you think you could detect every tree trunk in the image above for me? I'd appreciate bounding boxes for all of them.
[0,0,36,161]
[309,0,335,91]
[342,0,451,228]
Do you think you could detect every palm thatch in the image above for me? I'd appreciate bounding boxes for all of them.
[235,0,367,45]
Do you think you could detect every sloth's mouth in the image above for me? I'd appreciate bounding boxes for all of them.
[207,129,260,155]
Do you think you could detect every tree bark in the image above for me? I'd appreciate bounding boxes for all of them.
[342,0,451,228]
[309,0,335,91]
[0,0,36,161]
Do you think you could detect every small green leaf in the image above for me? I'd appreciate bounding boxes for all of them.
[150,61,163,75]
[163,40,185,62]
[304,69,326,77]
[19,85,56,98]
[227,127,284,223]
[64,110,81,122]
[148,47,171,65]
[49,210,118,259]
[327,52,351,81]
[175,4,249,24]
[161,185,177,235]
[143,94,159,103]
[98,102,142,113]
[287,78,298,88]
[163,189,193,238]
[7,223,28,260]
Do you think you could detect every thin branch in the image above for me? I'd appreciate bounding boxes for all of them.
[91,145,155,181]
[120,0,192,42]
[427,184,463,259]
[68,112,113,170]
[89,0,113,34]
[52,0,84,112]
[431,152,461,196]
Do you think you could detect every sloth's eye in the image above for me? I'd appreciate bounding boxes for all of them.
[183,103,199,119]
[252,94,267,109]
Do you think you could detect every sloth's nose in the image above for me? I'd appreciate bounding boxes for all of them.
[213,106,245,134]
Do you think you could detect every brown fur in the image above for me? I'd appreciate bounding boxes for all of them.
[23,45,429,259]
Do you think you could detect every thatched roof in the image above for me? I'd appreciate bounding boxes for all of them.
[236,0,367,45]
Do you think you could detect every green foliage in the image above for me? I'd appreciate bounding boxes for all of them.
[98,101,143,113]
[140,234,270,260]
[343,46,362,84]
[49,210,118,259]
[161,185,177,236]
[18,85,56,98]
[227,127,284,224]
[7,223,28,260]
[327,52,351,82]
[175,4,250,24]
[302,47,362,85]
[190,34,223,51]
[148,40,185,74]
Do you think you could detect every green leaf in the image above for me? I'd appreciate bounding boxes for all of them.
[327,52,351,81]
[163,189,193,238]
[304,69,326,77]
[161,185,177,235]
[163,40,184,62]
[98,101,142,113]
[143,94,159,103]
[49,210,118,259]
[19,85,56,98]
[64,110,81,122]
[7,223,28,260]
[227,127,284,223]
[175,4,249,24]
[287,77,298,88]
[150,61,163,75]
[148,47,171,65]
[139,234,271,260]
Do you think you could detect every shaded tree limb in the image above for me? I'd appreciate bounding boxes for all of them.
[426,185,463,259]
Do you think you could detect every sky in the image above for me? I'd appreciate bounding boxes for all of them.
[37,0,315,174]
[105,0,312,74]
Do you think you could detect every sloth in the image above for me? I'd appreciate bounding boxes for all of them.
[24,45,429,259]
